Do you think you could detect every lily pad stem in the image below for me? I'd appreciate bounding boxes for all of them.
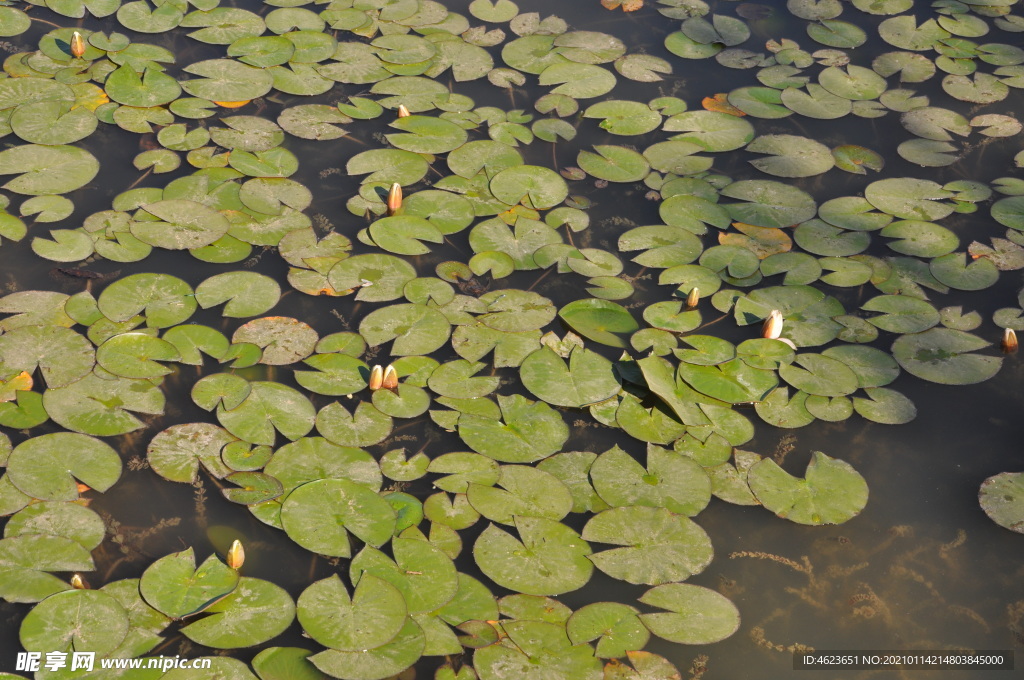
[30,16,63,29]
[527,267,553,292]
[125,167,154,192]
[694,313,729,333]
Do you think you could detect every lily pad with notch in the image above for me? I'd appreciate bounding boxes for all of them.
[281,478,396,558]
[748,451,868,525]
[582,506,713,586]
[140,548,240,620]
[474,516,593,596]
[590,445,711,517]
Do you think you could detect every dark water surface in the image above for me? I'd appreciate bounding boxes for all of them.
[1,0,1023,678]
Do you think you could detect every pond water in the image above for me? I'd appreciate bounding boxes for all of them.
[0,0,1023,678]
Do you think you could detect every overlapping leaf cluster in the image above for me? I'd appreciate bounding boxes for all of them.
[0,0,1022,678]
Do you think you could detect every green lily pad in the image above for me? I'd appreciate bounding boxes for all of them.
[43,372,165,436]
[980,472,1024,534]
[0,144,99,195]
[426,360,499,399]
[559,299,639,348]
[579,145,651,183]
[7,432,120,501]
[852,387,917,424]
[352,537,459,617]
[148,423,235,483]
[0,325,94,388]
[328,253,418,302]
[457,393,567,463]
[721,180,817,229]
[748,134,835,178]
[182,577,295,648]
[891,327,1001,385]
[295,353,369,396]
[4,502,105,550]
[567,602,649,659]
[638,584,740,645]
[538,62,616,98]
[140,548,240,619]
[264,437,381,494]
[316,401,393,448]
[0,534,91,603]
[105,64,181,108]
[310,617,424,680]
[10,101,98,145]
[864,177,954,221]
[520,346,620,408]
[182,59,274,101]
[281,478,396,557]
[467,465,572,526]
[96,332,180,379]
[359,303,451,356]
[196,272,281,318]
[387,115,468,154]
[584,100,661,136]
[582,506,713,586]
[490,165,568,210]
[663,111,754,152]
[474,516,593,595]
[223,472,284,505]
[232,316,318,365]
[218,381,316,445]
[298,573,406,651]
[97,273,197,327]
[252,647,329,680]
[748,451,869,525]
[679,359,778,404]
[591,445,711,517]
[20,589,129,655]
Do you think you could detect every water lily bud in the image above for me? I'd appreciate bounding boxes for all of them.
[227,539,245,570]
[763,310,783,340]
[369,365,384,391]
[1002,328,1018,354]
[382,364,399,390]
[70,32,86,59]
[686,287,699,309]
[70,573,88,589]
[387,183,402,216]
[397,104,411,118]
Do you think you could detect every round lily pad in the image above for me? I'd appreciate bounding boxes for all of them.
[980,472,1024,534]
[747,452,869,525]
[638,584,740,645]
[891,327,1001,385]
[474,516,593,596]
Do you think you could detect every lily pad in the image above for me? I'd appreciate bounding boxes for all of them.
[140,548,240,619]
[458,394,568,463]
[7,433,120,501]
[638,584,740,645]
[20,589,129,655]
[181,577,295,648]
[891,327,1001,385]
[980,472,1024,534]
[474,516,593,595]
[298,573,406,651]
[590,445,711,517]
[520,346,620,408]
[43,372,165,436]
[281,478,396,557]
[582,506,713,586]
[747,451,868,525]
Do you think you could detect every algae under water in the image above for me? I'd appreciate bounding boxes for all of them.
[0,0,1023,679]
